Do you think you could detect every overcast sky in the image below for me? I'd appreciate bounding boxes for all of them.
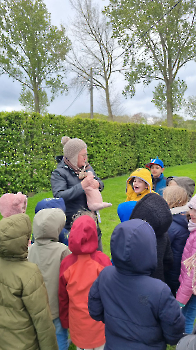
[0,0,195,118]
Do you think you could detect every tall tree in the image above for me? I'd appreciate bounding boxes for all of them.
[106,0,196,127]
[0,0,70,113]
[67,0,123,121]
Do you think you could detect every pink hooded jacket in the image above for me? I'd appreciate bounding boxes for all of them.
[176,229,196,305]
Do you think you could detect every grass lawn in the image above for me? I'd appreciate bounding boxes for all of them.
[4,162,196,350]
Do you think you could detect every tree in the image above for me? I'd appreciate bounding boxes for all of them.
[67,0,123,121]
[184,95,196,119]
[106,0,196,127]
[0,0,71,113]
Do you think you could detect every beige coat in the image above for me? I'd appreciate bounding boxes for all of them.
[28,208,70,319]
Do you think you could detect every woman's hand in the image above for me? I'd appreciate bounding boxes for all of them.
[81,172,94,190]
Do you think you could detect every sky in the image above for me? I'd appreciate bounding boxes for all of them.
[0,0,195,119]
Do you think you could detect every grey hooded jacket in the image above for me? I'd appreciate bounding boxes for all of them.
[28,208,70,319]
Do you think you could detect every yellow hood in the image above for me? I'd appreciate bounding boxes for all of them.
[126,168,153,201]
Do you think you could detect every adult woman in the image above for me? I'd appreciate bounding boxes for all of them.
[51,136,104,250]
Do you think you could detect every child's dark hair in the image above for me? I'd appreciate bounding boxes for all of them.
[71,209,97,226]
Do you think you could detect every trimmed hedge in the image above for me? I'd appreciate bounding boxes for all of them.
[0,111,196,195]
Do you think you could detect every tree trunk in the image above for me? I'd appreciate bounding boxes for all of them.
[105,82,113,121]
[33,78,40,113]
[166,80,173,127]
[90,67,93,119]
[166,55,173,127]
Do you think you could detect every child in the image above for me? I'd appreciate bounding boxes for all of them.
[0,192,27,217]
[88,219,185,350]
[167,176,195,201]
[28,208,70,350]
[176,194,196,333]
[59,214,111,350]
[0,192,31,247]
[34,197,69,245]
[0,213,58,350]
[130,192,173,282]
[145,156,166,196]
[163,186,189,296]
[117,200,137,222]
[126,168,153,201]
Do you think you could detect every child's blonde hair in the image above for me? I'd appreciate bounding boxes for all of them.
[163,185,188,209]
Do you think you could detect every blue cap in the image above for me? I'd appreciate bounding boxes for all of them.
[145,157,164,169]
[35,198,66,214]
[117,201,137,222]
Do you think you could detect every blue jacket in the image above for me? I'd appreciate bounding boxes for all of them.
[165,212,189,294]
[152,173,166,196]
[88,219,185,350]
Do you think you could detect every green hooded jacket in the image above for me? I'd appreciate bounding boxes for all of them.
[0,213,58,350]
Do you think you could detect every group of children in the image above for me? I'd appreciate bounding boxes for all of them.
[0,156,196,349]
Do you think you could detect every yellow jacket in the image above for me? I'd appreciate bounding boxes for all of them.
[126,168,153,201]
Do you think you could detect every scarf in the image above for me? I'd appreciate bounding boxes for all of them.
[188,219,196,232]
[63,157,91,179]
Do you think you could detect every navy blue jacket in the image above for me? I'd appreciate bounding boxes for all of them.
[165,212,189,294]
[88,219,185,350]
[152,173,167,196]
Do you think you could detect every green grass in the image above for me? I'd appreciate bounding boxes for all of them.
[4,162,196,350]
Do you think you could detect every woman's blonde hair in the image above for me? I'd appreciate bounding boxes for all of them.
[163,185,188,209]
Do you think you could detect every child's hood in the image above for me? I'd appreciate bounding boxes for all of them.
[127,168,152,191]
[33,208,65,243]
[111,219,157,275]
[68,215,98,254]
[130,193,172,237]
[173,177,195,200]
[0,213,31,260]
[35,197,66,214]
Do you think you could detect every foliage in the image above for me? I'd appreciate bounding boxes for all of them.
[151,114,196,130]
[105,0,196,127]
[67,0,123,120]
[152,79,187,113]
[0,0,71,113]
[184,95,196,119]
[1,111,196,195]
[73,113,109,121]
[19,86,49,114]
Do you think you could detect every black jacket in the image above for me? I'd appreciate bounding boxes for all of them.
[130,193,173,282]
[51,159,104,230]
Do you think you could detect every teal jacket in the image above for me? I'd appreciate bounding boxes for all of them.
[152,173,167,196]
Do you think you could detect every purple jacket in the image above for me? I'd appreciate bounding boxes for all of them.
[176,229,196,305]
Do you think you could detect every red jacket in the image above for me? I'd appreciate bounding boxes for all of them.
[59,215,111,349]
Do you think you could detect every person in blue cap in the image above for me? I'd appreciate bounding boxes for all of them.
[145,156,167,196]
